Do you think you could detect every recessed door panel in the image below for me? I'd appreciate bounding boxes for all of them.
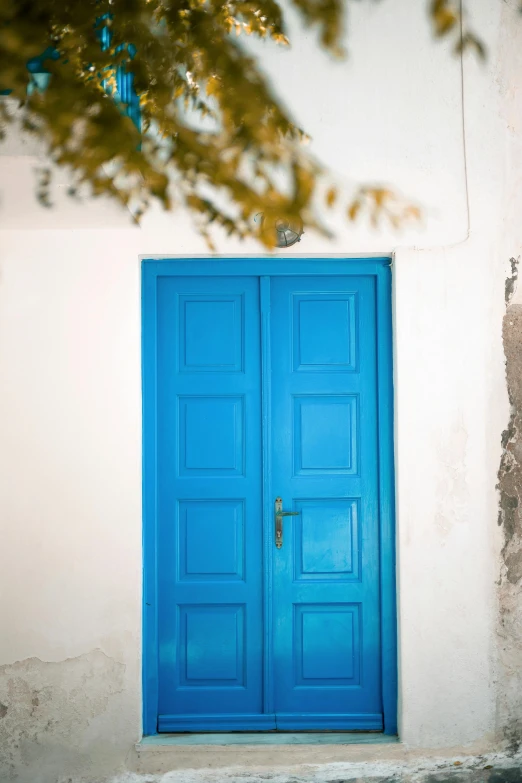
[293,498,360,581]
[294,603,361,685]
[178,499,245,581]
[179,293,243,372]
[293,293,357,372]
[178,395,244,475]
[293,395,358,475]
[179,604,245,685]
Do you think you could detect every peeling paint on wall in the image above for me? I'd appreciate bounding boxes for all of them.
[497,267,522,751]
[0,649,126,782]
[505,258,519,305]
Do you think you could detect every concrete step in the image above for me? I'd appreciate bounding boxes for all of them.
[129,741,522,783]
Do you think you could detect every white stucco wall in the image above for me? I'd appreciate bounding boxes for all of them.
[1,1,521,779]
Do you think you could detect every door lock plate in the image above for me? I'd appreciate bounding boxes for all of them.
[274,497,300,549]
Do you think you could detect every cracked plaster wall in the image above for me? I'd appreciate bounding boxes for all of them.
[0,650,135,783]
[497,300,522,752]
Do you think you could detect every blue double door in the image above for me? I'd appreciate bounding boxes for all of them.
[156,273,383,731]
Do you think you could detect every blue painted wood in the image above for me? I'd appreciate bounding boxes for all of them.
[260,277,275,716]
[99,23,141,130]
[155,275,269,731]
[376,262,398,735]
[142,258,396,737]
[159,715,276,732]
[26,46,60,73]
[274,714,383,731]
[0,47,57,95]
[159,713,382,732]
[142,265,159,736]
[9,29,141,129]
[142,258,391,279]
[270,276,382,729]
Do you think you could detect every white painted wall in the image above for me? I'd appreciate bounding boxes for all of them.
[1,0,521,778]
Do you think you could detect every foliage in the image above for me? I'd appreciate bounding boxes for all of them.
[430,0,485,58]
[0,0,480,246]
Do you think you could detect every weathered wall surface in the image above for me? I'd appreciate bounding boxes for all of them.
[492,0,522,756]
[497,301,522,752]
[0,651,130,782]
[1,1,522,781]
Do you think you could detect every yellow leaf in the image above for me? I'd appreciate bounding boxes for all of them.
[430,0,460,36]
[348,200,361,221]
[206,76,220,97]
[325,187,337,207]
[404,205,421,221]
[371,188,392,207]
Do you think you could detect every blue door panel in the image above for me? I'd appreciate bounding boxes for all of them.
[156,276,269,730]
[154,270,385,732]
[270,277,382,727]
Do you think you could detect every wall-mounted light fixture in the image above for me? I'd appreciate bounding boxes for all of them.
[254,213,304,248]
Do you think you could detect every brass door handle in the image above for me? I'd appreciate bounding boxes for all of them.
[274,497,300,549]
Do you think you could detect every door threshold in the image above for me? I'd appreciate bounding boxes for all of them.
[138,732,399,747]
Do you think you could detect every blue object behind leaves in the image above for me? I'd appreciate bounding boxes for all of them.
[1,35,140,130]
